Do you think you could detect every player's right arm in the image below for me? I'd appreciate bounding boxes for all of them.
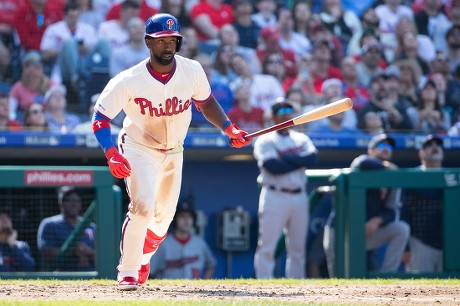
[92,111,131,178]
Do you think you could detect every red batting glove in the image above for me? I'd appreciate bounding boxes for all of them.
[105,147,131,178]
[224,123,252,148]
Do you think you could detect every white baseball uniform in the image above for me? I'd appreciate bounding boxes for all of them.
[94,55,211,279]
[253,129,317,279]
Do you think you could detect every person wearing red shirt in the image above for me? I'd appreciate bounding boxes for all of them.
[256,26,297,78]
[105,0,158,22]
[14,0,64,52]
[190,0,235,41]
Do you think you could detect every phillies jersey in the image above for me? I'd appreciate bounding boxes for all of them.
[150,234,217,279]
[94,55,212,150]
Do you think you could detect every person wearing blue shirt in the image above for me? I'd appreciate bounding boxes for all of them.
[37,186,96,271]
[0,212,35,272]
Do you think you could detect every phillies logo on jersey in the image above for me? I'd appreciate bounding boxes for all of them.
[166,19,174,29]
[134,96,192,117]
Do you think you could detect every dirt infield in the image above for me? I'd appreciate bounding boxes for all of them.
[1,281,460,305]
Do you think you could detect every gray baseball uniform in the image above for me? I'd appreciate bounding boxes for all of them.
[253,129,317,279]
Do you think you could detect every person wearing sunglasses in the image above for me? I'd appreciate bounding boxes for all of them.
[253,98,318,279]
[0,212,36,272]
[348,133,409,273]
[400,135,444,273]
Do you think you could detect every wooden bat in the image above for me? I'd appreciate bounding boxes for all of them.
[244,98,353,140]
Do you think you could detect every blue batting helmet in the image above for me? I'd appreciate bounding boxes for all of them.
[145,13,183,52]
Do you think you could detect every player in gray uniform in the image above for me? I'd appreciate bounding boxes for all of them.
[150,200,217,279]
[253,98,318,279]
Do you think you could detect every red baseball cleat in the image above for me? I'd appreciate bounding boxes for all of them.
[138,264,150,285]
[118,276,138,290]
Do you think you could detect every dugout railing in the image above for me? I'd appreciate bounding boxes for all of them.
[309,168,460,278]
[0,166,122,279]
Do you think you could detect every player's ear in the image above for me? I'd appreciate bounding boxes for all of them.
[145,37,151,48]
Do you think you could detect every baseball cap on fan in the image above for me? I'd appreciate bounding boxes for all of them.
[260,26,281,42]
[367,134,396,150]
[419,134,443,149]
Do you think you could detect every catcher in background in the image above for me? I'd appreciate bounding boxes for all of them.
[150,200,216,279]
[253,98,318,279]
[91,13,251,290]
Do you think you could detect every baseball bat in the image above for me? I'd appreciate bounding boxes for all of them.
[244,97,353,139]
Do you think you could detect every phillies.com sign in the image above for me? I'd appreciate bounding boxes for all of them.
[25,170,94,186]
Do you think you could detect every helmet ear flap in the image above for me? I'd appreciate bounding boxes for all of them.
[176,37,182,52]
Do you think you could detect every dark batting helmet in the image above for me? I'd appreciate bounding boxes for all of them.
[145,13,183,52]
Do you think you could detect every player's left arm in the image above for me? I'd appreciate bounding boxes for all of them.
[199,96,252,148]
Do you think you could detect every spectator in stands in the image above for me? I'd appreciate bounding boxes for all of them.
[73,93,121,134]
[395,32,431,75]
[43,84,81,133]
[400,134,444,273]
[161,0,191,28]
[232,0,260,49]
[429,52,460,118]
[40,1,99,86]
[23,102,49,132]
[308,23,344,68]
[37,186,95,271]
[308,41,343,95]
[282,53,317,104]
[310,96,360,134]
[414,0,452,54]
[106,0,158,22]
[8,51,53,121]
[251,0,277,29]
[0,94,21,131]
[347,8,380,57]
[191,53,234,129]
[190,0,235,42]
[227,78,265,131]
[98,0,140,50]
[362,111,385,134]
[256,26,297,78]
[285,87,308,117]
[150,200,217,279]
[447,105,460,135]
[277,8,312,58]
[109,17,149,77]
[229,53,285,114]
[349,134,409,273]
[177,27,200,59]
[357,72,414,132]
[341,56,369,112]
[374,0,414,63]
[291,1,311,38]
[394,59,423,106]
[0,212,36,272]
[13,0,64,52]
[76,0,105,30]
[211,45,238,84]
[394,16,436,65]
[262,53,286,85]
[216,24,261,74]
[319,0,362,52]
[356,38,385,88]
[407,79,451,133]
[445,25,460,72]
[0,0,19,84]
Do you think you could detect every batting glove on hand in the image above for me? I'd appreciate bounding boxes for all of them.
[105,147,131,178]
[224,123,252,148]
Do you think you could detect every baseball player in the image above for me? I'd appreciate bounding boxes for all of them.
[91,13,252,290]
[150,200,217,279]
[253,98,318,279]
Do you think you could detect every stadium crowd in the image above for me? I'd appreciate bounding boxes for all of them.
[0,0,459,136]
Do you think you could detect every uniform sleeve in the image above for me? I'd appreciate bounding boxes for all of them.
[94,74,128,120]
[191,61,212,103]
[37,220,57,249]
[253,137,279,165]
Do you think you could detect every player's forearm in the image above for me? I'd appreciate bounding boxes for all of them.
[92,111,116,152]
[199,97,231,130]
